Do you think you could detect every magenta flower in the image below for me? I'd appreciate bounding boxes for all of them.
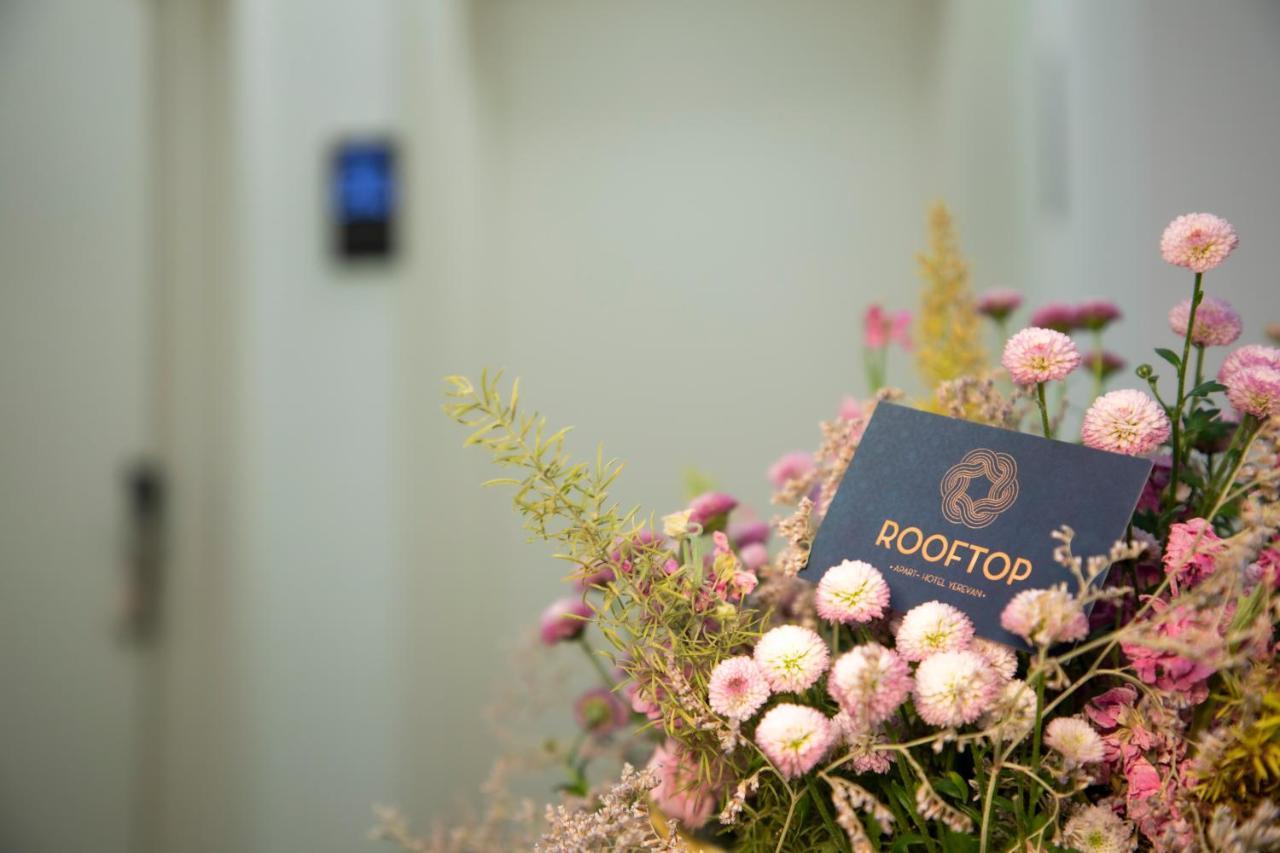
[539,597,592,645]
[755,704,835,779]
[1081,389,1170,456]
[1225,365,1280,420]
[864,305,913,350]
[1029,303,1081,333]
[767,451,814,490]
[707,655,770,721]
[1121,599,1220,705]
[1001,327,1081,386]
[976,288,1023,322]
[1160,213,1238,272]
[574,687,630,735]
[1081,350,1127,380]
[688,491,738,531]
[1075,300,1122,331]
[1163,518,1225,592]
[815,559,891,624]
[728,518,770,549]
[1168,295,1242,347]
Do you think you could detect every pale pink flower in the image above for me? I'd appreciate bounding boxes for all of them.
[830,715,894,774]
[574,687,630,735]
[976,288,1022,322]
[1062,803,1137,853]
[688,491,738,529]
[864,305,913,350]
[1030,303,1081,333]
[707,656,770,721]
[980,678,1036,744]
[1160,213,1238,272]
[912,650,999,728]
[1081,390,1171,456]
[738,542,769,573]
[1076,300,1122,331]
[754,703,834,779]
[826,643,913,727]
[838,396,864,422]
[768,451,814,490]
[1168,295,1242,347]
[1163,518,1225,592]
[1000,586,1088,647]
[1045,716,1105,767]
[815,559,891,624]
[972,638,1018,681]
[539,597,592,645]
[1001,327,1082,386]
[895,602,974,661]
[753,625,830,693]
[1226,365,1280,420]
[1219,344,1280,385]
[647,740,721,828]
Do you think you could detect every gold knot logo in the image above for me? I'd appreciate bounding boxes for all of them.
[939,448,1019,529]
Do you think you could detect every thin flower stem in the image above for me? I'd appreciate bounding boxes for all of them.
[576,636,614,689]
[1035,383,1051,438]
[1092,329,1105,400]
[1202,416,1262,521]
[1168,271,1204,508]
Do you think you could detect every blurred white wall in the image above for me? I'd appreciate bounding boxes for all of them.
[227,1,407,850]
[0,3,150,851]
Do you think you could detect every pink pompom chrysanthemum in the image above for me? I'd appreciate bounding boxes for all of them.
[753,625,830,693]
[647,740,722,828]
[1062,803,1137,853]
[1226,366,1280,420]
[1168,295,1242,347]
[816,559,891,624]
[1082,350,1126,380]
[1219,344,1280,385]
[976,288,1022,321]
[1081,389,1171,456]
[754,703,835,779]
[912,650,999,728]
[972,638,1018,682]
[1044,716,1105,768]
[1160,213,1238,272]
[1030,303,1081,333]
[895,601,975,661]
[688,491,738,530]
[1001,327,1082,386]
[1000,586,1088,647]
[826,643,913,728]
[980,678,1037,744]
[707,656,771,721]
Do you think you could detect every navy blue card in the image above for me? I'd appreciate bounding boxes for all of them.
[804,403,1152,649]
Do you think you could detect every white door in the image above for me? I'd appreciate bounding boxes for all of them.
[0,2,153,851]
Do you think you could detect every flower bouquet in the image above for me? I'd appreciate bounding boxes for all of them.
[380,208,1280,852]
